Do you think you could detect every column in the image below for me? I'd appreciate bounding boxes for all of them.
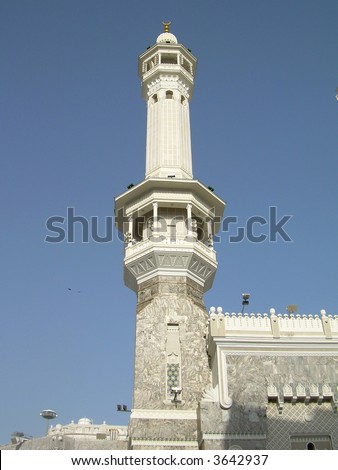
[207,219,213,247]
[153,202,158,232]
[127,217,133,246]
[187,203,192,236]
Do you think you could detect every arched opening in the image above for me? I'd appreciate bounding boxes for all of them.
[181,57,192,74]
[192,217,206,242]
[133,217,144,242]
[307,442,316,450]
[161,54,177,64]
[166,90,173,99]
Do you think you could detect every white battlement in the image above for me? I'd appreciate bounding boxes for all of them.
[48,419,128,441]
[209,307,338,340]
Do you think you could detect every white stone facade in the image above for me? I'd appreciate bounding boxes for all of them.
[204,307,338,450]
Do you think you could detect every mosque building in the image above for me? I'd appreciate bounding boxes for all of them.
[2,24,337,451]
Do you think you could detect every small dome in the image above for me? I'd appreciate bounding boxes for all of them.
[156,32,178,44]
[78,417,92,425]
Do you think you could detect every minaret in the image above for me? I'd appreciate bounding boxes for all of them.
[115,24,225,450]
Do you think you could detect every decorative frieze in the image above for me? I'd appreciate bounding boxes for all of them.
[131,438,198,449]
[130,409,197,420]
[267,382,338,412]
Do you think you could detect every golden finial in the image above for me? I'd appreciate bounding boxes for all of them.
[162,21,171,33]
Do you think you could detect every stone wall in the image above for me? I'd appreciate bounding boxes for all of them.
[129,276,211,448]
[0,436,129,450]
[199,353,338,450]
[266,402,337,449]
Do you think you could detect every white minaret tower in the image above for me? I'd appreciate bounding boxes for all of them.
[115,23,225,450]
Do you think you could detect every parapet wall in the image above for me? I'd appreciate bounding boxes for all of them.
[209,307,338,340]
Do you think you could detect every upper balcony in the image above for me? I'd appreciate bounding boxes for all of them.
[139,44,197,100]
[125,235,216,263]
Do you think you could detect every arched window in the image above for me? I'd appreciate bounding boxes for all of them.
[307,442,316,450]
[152,94,158,104]
[181,95,185,104]
[166,90,173,99]
[134,217,144,242]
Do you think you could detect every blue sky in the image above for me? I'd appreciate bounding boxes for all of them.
[1,0,337,443]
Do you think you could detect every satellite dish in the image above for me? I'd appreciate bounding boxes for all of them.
[286,304,298,314]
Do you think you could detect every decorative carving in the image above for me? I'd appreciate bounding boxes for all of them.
[266,380,338,411]
[133,295,210,411]
[129,256,156,276]
[124,232,132,244]
[207,234,214,247]
[283,384,293,397]
[147,219,154,231]
[157,254,190,268]
[267,384,277,397]
[310,383,319,397]
[296,383,306,397]
[190,258,212,279]
[202,387,219,402]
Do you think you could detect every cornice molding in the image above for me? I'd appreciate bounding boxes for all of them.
[131,409,197,420]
